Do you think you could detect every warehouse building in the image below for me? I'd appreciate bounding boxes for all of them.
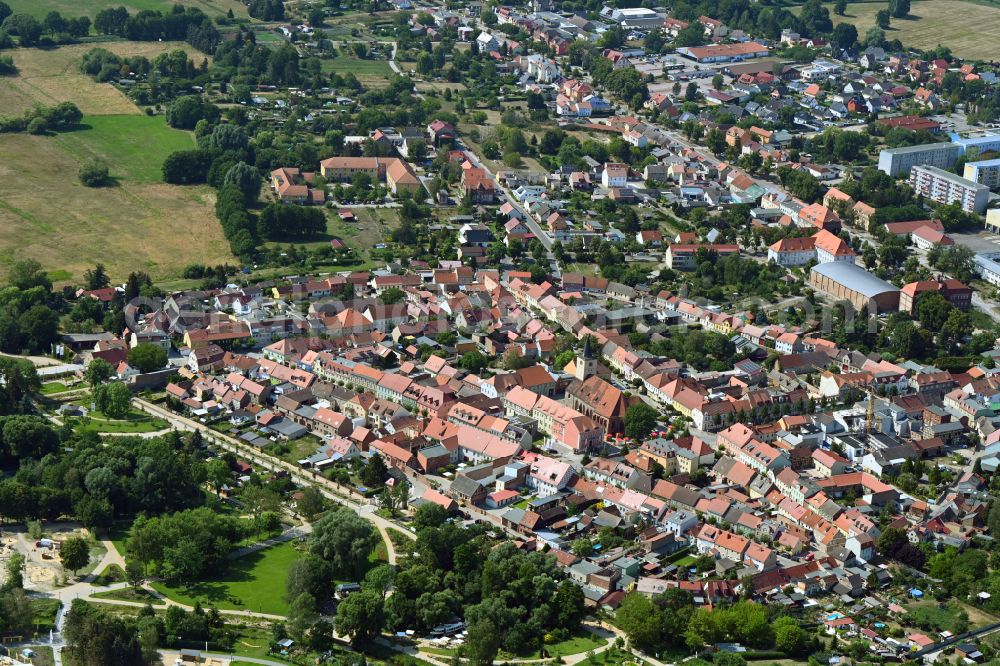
[877,142,960,177]
[909,165,990,214]
[809,262,900,313]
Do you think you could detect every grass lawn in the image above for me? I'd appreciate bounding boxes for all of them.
[905,601,972,632]
[321,55,394,87]
[4,0,246,19]
[91,587,165,605]
[56,115,198,185]
[40,381,71,395]
[543,631,606,657]
[106,521,133,560]
[30,598,62,634]
[73,409,169,434]
[152,541,304,616]
[796,0,1000,59]
[265,206,401,269]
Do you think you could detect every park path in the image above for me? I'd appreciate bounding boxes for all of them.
[229,523,312,560]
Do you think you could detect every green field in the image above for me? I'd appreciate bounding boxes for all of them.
[797,0,1000,60]
[40,381,70,394]
[152,541,303,616]
[57,115,198,185]
[4,0,247,19]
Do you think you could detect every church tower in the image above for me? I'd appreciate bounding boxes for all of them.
[574,336,598,381]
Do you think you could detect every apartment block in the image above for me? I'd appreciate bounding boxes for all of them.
[909,165,989,214]
[963,158,1000,190]
[877,142,959,177]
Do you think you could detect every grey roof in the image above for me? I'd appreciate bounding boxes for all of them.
[810,262,900,298]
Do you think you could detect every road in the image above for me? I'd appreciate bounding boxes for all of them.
[456,142,561,275]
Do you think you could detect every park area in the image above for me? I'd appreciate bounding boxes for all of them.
[151,541,302,616]
[823,0,1000,60]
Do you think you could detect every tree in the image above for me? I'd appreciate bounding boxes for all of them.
[624,403,658,440]
[83,263,111,290]
[127,343,167,374]
[296,486,325,521]
[685,82,699,101]
[617,593,664,652]
[162,149,213,184]
[413,502,448,530]
[8,259,51,291]
[831,23,858,50]
[84,359,114,387]
[309,508,377,580]
[463,618,502,666]
[889,0,910,18]
[125,560,145,590]
[711,74,724,90]
[773,616,808,656]
[223,162,261,204]
[95,381,132,419]
[335,589,384,644]
[360,454,388,488]
[834,0,848,15]
[875,9,890,28]
[204,459,231,496]
[166,95,218,130]
[459,351,488,374]
[379,287,405,305]
[61,536,90,576]
[287,592,319,641]
[78,159,110,187]
[63,600,153,666]
[705,128,726,156]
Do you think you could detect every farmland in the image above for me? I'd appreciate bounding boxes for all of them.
[3,0,247,19]
[822,0,1000,60]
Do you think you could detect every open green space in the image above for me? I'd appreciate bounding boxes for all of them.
[151,541,303,616]
[72,409,169,434]
[91,587,165,605]
[30,598,62,634]
[57,115,199,185]
[793,0,1000,60]
[40,381,71,395]
[4,0,248,19]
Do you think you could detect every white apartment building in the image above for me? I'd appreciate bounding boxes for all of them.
[909,165,989,214]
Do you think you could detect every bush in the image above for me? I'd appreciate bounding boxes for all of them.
[78,159,110,187]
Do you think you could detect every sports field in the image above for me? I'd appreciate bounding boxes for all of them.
[4,0,247,19]
[0,41,207,116]
[819,0,1000,60]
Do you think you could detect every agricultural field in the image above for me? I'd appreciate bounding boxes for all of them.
[826,0,1000,60]
[4,0,247,20]
[0,118,233,282]
[0,41,207,116]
